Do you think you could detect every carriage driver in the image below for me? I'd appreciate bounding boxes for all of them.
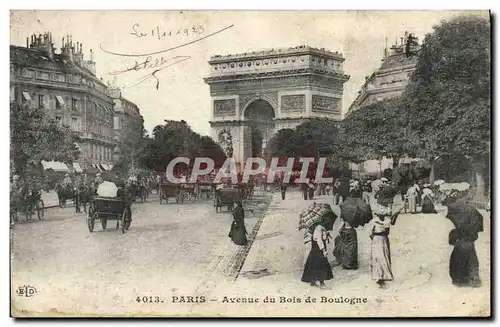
[62,174,73,190]
[94,173,104,185]
[11,175,24,198]
[128,173,138,186]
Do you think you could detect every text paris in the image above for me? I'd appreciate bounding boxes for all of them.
[131,23,204,39]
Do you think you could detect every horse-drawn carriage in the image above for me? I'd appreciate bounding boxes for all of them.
[214,187,242,212]
[10,187,44,222]
[129,182,148,203]
[197,182,215,199]
[86,193,132,234]
[56,183,93,213]
[159,183,184,204]
[181,183,197,202]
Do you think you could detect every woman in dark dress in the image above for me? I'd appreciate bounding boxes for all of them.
[334,222,358,270]
[448,228,481,287]
[333,183,362,270]
[421,184,437,214]
[301,215,334,289]
[228,200,248,246]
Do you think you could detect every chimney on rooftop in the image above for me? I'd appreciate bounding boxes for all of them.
[28,32,54,60]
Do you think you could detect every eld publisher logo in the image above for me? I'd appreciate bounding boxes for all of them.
[16,285,37,298]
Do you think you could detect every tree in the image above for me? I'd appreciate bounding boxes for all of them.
[403,15,491,199]
[114,124,149,175]
[341,97,414,166]
[266,128,298,158]
[10,102,79,178]
[265,119,344,174]
[138,120,225,173]
[199,135,227,168]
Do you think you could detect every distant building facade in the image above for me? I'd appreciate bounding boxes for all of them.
[107,87,144,164]
[10,32,143,174]
[347,33,421,175]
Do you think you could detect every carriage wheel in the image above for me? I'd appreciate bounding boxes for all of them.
[121,208,131,234]
[101,218,107,230]
[37,200,45,220]
[87,206,95,233]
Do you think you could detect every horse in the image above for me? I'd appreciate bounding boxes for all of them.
[55,183,79,212]
[75,183,94,213]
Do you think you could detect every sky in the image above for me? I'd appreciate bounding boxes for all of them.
[10,10,488,136]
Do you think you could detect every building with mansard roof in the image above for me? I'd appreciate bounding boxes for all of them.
[348,33,420,113]
[346,33,421,175]
[10,32,143,174]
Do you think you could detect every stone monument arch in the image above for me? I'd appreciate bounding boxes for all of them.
[204,46,350,171]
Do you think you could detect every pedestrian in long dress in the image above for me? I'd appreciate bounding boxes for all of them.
[308,180,315,200]
[228,201,248,246]
[333,185,363,269]
[405,183,419,214]
[334,221,358,269]
[444,196,482,288]
[370,190,400,288]
[421,184,437,214]
[301,183,309,200]
[448,228,481,287]
[301,216,334,289]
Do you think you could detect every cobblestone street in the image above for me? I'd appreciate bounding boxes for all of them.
[11,191,272,316]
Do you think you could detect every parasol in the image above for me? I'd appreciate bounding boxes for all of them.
[340,197,373,228]
[440,182,470,192]
[298,202,337,231]
[433,179,445,186]
[445,200,483,233]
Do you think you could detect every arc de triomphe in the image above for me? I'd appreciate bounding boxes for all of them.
[204,46,350,171]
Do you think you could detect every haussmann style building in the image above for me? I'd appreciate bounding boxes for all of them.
[10,32,144,175]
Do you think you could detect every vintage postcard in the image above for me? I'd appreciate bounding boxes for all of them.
[9,10,491,318]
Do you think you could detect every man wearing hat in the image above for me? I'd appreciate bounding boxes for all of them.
[62,173,72,187]
[94,173,104,186]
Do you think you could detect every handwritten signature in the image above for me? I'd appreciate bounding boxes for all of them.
[109,55,191,89]
[101,24,234,89]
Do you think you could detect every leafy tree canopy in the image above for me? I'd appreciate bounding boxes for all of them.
[341,97,412,163]
[138,120,225,172]
[10,102,79,178]
[403,15,490,164]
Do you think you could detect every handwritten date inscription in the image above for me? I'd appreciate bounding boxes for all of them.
[131,23,205,39]
[101,24,234,89]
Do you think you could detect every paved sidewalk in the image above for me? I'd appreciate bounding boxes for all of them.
[192,190,490,317]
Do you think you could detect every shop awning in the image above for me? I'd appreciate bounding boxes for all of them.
[73,162,83,173]
[92,163,102,173]
[98,163,107,171]
[56,95,65,106]
[102,164,111,171]
[107,164,113,171]
[41,160,69,172]
[22,92,32,101]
